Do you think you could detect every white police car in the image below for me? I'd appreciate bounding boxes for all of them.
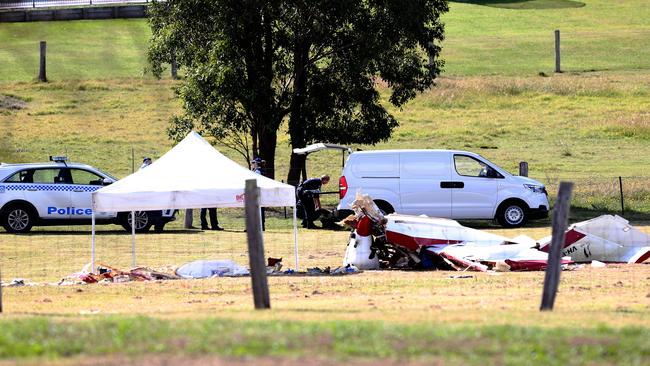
[0,156,175,233]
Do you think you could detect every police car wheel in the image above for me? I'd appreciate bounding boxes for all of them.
[2,204,34,233]
[121,211,152,233]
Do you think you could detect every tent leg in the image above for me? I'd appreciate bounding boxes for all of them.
[131,210,136,267]
[91,210,96,275]
[293,204,299,271]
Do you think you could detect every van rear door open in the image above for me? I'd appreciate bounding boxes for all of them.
[399,151,452,217]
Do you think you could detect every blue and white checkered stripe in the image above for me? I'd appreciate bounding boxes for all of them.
[1,184,100,192]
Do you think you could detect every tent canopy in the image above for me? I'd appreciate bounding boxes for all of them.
[92,132,296,211]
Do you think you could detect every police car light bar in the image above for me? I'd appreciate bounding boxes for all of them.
[49,155,68,162]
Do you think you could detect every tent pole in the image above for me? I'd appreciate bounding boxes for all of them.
[293,204,298,271]
[131,210,136,267]
[91,210,96,275]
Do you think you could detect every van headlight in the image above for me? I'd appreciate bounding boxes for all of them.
[524,184,546,194]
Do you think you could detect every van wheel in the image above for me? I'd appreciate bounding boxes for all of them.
[2,204,35,233]
[374,200,395,215]
[497,202,527,228]
[120,211,152,233]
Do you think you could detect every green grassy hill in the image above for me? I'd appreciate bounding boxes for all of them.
[0,0,649,215]
[1,2,650,364]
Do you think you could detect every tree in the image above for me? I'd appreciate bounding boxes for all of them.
[148,0,448,182]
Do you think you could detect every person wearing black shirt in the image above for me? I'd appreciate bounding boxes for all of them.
[296,175,330,229]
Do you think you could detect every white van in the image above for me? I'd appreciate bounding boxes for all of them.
[336,150,549,227]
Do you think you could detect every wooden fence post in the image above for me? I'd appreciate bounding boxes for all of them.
[0,265,3,313]
[170,51,178,80]
[184,209,193,229]
[38,41,47,82]
[554,30,561,73]
[519,161,528,177]
[540,181,573,311]
[245,179,270,309]
[618,176,624,216]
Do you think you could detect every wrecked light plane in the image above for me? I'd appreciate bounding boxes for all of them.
[342,192,650,271]
[538,215,650,264]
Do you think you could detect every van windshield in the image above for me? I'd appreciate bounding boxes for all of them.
[480,156,512,176]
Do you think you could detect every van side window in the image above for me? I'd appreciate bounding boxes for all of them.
[401,154,448,178]
[454,155,495,178]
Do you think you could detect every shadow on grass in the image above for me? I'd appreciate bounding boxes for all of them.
[451,0,585,9]
[1,229,203,236]
[459,206,650,230]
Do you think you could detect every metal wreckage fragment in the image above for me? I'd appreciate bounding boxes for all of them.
[340,192,650,271]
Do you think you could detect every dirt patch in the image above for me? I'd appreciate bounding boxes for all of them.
[0,94,27,111]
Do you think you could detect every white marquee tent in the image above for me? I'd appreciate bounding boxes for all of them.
[90,131,298,270]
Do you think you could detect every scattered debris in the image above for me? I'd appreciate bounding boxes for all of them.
[79,309,101,315]
[59,263,180,284]
[591,260,607,268]
[340,192,650,272]
[176,260,249,278]
[1,278,37,287]
[340,192,564,272]
[0,94,27,111]
[538,215,650,264]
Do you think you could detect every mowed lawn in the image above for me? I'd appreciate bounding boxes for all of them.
[1,0,650,364]
[1,224,649,364]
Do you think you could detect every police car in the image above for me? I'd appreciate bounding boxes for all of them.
[0,156,175,233]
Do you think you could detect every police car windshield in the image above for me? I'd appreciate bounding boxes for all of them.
[97,169,118,181]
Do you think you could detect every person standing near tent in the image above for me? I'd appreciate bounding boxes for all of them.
[252,157,266,231]
[140,157,152,170]
[139,157,164,232]
[296,175,330,229]
[201,207,223,231]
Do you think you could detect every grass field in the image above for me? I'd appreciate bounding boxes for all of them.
[1,225,649,364]
[1,0,650,364]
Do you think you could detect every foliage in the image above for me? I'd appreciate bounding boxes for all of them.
[147,0,448,180]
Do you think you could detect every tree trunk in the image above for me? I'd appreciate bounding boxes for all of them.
[286,39,310,186]
[258,127,277,179]
[287,153,306,186]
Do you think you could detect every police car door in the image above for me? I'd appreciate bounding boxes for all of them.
[68,168,114,219]
[28,168,72,220]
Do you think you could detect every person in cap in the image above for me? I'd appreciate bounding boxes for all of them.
[140,157,152,170]
[296,175,330,229]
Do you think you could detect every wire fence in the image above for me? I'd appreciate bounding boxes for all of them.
[0,0,149,9]
[1,201,649,310]
[1,166,649,314]
[543,176,650,222]
[1,175,649,273]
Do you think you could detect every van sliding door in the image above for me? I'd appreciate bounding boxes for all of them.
[399,152,452,217]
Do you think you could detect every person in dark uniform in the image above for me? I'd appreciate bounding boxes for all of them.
[201,207,223,230]
[296,175,330,229]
